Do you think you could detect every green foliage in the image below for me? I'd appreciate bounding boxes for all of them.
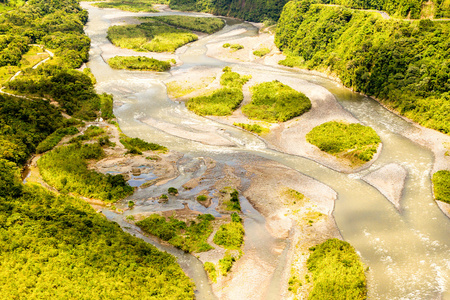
[222,188,241,211]
[0,94,64,165]
[38,143,133,202]
[107,56,171,72]
[0,0,89,69]
[432,170,450,204]
[0,158,23,197]
[213,214,244,249]
[168,187,178,195]
[276,3,450,134]
[222,43,230,48]
[0,184,194,299]
[242,80,311,122]
[307,238,367,300]
[230,44,244,51]
[128,200,135,208]
[160,194,169,200]
[143,16,225,34]
[137,214,215,253]
[120,136,167,154]
[169,0,288,22]
[253,47,270,57]
[288,275,302,293]
[92,0,160,12]
[100,93,115,120]
[36,126,79,154]
[186,68,249,116]
[6,65,100,120]
[306,121,381,162]
[69,126,106,144]
[197,194,208,201]
[204,262,217,282]
[107,21,198,53]
[218,251,236,275]
[233,122,269,135]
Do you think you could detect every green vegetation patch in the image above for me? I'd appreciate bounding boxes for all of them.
[432,170,450,204]
[230,44,244,51]
[36,126,79,154]
[221,188,241,211]
[137,213,215,253]
[213,213,244,249]
[186,67,250,116]
[307,238,367,300]
[219,251,237,275]
[242,80,311,122]
[92,0,160,12]
[204,262,217,283]
[107,56,171,71]
[142,16,225,34]
[253,47,270,57]
[306,121,381,163]
[107,21,198,53]
[38,143,133,202]
[0,181,194,298]
[233,122,269,135]
[120,136,167,154]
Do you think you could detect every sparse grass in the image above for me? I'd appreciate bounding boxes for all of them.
[307,239,367,300]
[282,188,307,206]
[20,46,49,68]
[278,54,304,68]
[288,274,302,294]
[432,170,450,204]
[0,66,20,85]
[69,125,106,144]
[107,56,171,71]
[219,251,236,275]
[166,77,215,98]
[306,121,381,163]
[136,214,215,253]
[242,80,311,122]
[233,122,269,135]
[213,213,244,250]
[92,0,161,12]
[221,188,241,211]
[107,22,198,53]
[253,47,270,57]
[142,16,225,34]
[186,68,250,116]
[36,126,79,154]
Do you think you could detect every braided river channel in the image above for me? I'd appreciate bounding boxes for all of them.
[82,3,450,299]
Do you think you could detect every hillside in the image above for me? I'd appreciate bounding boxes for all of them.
[276,1,450,134]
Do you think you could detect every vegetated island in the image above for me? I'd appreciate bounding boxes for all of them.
[92,0,161,12]
[242,80,311,122]
[140,15,225,34]
[107,56,172,71]
[306,121,381,165]
[186,66,251,115]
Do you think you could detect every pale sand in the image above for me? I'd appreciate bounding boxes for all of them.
[363,163,408,210]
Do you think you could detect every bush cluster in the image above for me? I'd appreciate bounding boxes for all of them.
[432,170,450,204]
[107,56,171,72]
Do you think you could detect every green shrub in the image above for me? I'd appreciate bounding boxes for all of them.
[197,194,208,201]
[220,67,251,89]
[107,56,171,71]
[213,218,244,249]
[107,22,198,53]
[219,252,236,275]
[100,93,115,120]
[204,262,217,283]
[242,80,311,122]
[142,16,225,34]
[233,122,269,135]
[120,136,167,154]
[230,44,244,51]
[432,170,450,204]
[160,194,169,200]
[168,187,178,195]
[222,43,230,48]
[306,121,381,163]
[38,143,133,202]
[36,126,79,154]
[307,239,367,300]
[137,214,215,253]
[253,47,270,57]
[128,200,135,209]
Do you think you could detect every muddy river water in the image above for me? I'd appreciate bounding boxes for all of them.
[82,3,450,299]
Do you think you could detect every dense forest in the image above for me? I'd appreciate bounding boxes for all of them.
[276,2,450,134]
[169,0,450,22]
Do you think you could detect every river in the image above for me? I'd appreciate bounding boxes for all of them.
[81,3,450,299]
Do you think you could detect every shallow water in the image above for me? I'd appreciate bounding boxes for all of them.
[82,3,450,299]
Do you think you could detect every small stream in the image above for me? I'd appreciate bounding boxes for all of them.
[82,3,450,299]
